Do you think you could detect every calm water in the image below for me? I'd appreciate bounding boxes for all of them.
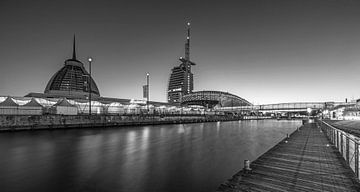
[0,120,301,192]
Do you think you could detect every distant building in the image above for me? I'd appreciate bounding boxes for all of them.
[167,22,195,104]
[181,90,252,108]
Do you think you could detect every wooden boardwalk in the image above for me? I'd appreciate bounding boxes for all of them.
[218,123,360,192]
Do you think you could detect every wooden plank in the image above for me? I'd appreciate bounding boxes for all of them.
[217,122,360,192]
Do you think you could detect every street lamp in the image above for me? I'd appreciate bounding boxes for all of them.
[146,73,149,112]
[88,57,92,115]
[307,107,312,121]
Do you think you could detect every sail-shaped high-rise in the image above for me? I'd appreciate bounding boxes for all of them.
[167,22,196,104]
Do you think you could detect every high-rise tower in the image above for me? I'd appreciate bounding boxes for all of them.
[167,22,196,104]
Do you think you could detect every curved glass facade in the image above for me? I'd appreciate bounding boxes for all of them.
[45,59,100,98]
[167,64,194,103]
[44,37,100,99]
[181,91,252,108]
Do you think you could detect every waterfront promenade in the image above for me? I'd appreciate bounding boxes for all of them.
[218,122,360,192]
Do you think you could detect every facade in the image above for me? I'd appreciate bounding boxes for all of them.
[168,22,195,104]
[167,65,194,103]
[44,36,100,99]
[181,91,252,108]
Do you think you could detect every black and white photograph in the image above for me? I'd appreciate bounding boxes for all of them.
[0,0,360,191]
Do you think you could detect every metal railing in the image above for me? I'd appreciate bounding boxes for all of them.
[320,120,360,179]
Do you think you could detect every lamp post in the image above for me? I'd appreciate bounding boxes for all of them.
[146,73,149,112]
[307,107,312,122]
[88,57,92,115]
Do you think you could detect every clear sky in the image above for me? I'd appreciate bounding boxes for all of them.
[0,0,360,104]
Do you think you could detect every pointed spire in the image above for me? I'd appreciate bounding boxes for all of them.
[72,35,77,60]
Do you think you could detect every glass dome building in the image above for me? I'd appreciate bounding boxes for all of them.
[44,37,100,99]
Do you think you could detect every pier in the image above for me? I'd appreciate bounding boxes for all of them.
[218,122,360,192]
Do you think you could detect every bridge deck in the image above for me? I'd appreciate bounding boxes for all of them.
[218,123,360,192]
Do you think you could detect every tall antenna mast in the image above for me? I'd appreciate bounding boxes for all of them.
[184,22,191,94]
[185,22,190,61]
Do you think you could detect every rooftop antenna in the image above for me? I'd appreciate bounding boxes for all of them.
[184,22,191,94]
[185,22,190,61]
[72,35,77,60]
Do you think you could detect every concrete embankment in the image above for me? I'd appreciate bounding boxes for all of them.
[0,114,238,131]
[217,122,360,192]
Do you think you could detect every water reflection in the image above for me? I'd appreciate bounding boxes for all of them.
[177,124,185,134]
[0,120,301,192]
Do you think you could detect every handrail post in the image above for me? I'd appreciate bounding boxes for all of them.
[327,126,330,138]
[329,126,332,143]
[346,137,350,164]
[337,131,339,149]
[335,130,337,147]
[355,142,359,179]
[341,133,343,155]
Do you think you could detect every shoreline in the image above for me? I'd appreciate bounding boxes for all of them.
[0,115,291,132]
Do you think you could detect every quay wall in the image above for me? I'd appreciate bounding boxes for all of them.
[0,115,278,132]
[0,114,241,131]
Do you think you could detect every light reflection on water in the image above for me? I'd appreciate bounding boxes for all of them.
[0,120,301,192]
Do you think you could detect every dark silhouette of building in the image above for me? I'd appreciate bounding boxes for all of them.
[167,22,195,104]
[43,36,100,99]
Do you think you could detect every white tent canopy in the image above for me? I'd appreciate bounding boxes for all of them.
[12,97,32,106]
[0,97,19,115]
[107,102,125,114]
[109,102,123,107]
[53,99,78,115]
[35,98,59,107]
[18,98,43,115]
[0,96,7,103]
[127,104,140,108]
[69,99,105,114]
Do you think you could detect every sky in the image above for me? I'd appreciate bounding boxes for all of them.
[0,0,360,104]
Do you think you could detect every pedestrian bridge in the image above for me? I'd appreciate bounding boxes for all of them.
[217,102,354,112]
